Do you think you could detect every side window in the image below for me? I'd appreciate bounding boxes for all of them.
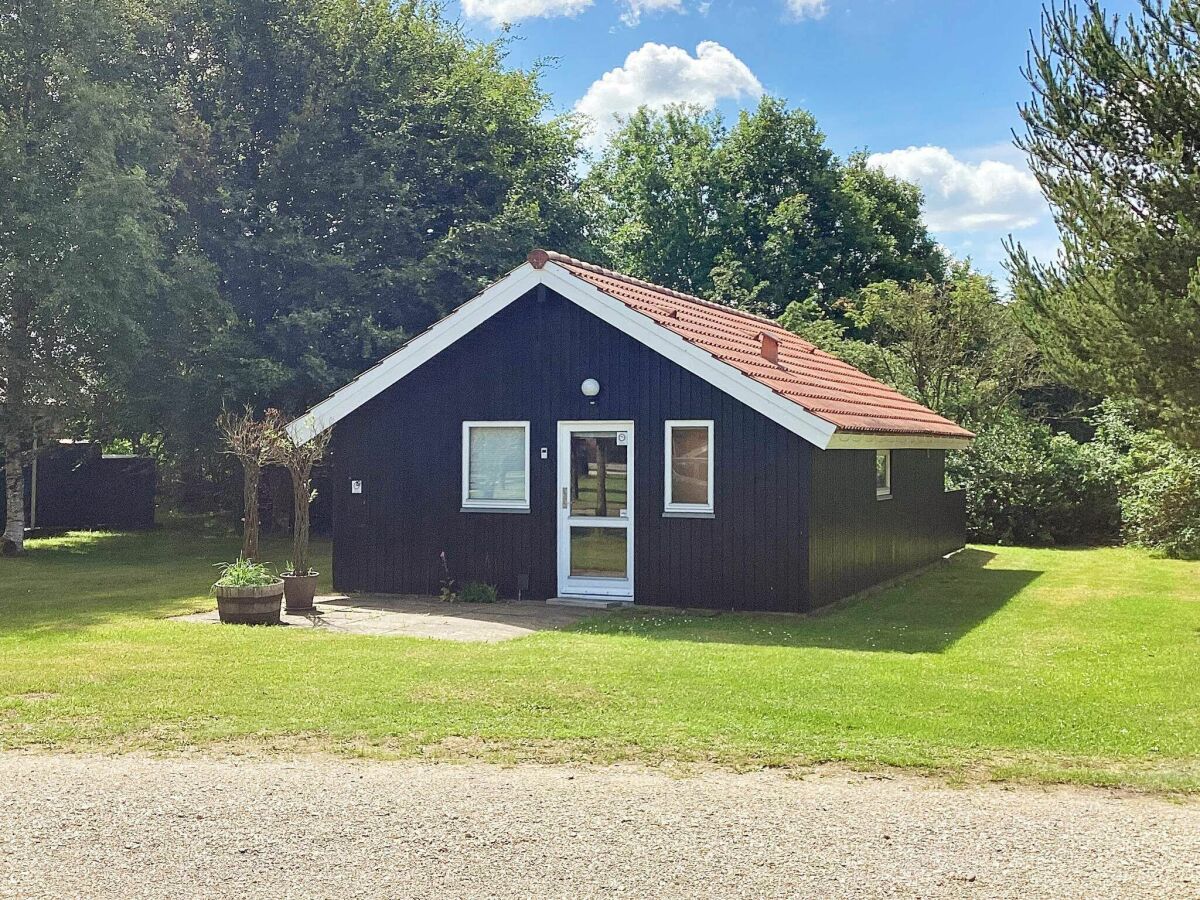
[876,449,892,499]
[462,422,530,510]
[664,420,714,515]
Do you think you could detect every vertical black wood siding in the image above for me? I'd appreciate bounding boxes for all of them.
[332,286,814,611]
[331,286,967,611]
[807,448,966,607]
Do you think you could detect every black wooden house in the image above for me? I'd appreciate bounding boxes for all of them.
[288,250,973,612]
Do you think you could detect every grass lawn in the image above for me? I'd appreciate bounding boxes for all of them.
[2,524,1198,792]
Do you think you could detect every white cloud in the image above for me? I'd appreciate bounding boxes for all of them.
[867,145,1046,232]
[460,0,592,27]
[620,0,684,26]
[785,0,828,20]
[575,41,763,149]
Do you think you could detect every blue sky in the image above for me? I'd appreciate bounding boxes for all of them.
[456,0,1141,285]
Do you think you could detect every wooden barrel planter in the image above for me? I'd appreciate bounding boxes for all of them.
[214,580,285,626]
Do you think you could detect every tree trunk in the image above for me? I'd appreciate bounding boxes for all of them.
[3,438,26,556]
[242,462,260,561]
[3,291,31,557]
[291,468,310,575]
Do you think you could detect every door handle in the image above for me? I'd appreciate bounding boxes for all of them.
[562,487,568,509]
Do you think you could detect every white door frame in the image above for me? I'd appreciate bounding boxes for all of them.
[556,421,635,600]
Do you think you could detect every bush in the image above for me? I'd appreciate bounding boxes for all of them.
[1094,402,1200,558]
[948,413,1120,545]
[459,581,499,603]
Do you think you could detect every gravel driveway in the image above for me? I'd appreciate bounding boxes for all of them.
[1,753,1196,899]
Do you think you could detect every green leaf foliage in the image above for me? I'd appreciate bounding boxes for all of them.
[1011,0,1200,449]
[779,263,1039,429]
[1093,402,1200,558]
[459,581,499,603]
[213,557,279,588]
[586,97,944,317]
[948,411,1121,546]
[91,0,593,500]
[0,0,214,547]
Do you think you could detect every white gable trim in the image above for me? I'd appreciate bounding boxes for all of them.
[287,264,542,444]
[287,260,967,451]
[536,263,838,447]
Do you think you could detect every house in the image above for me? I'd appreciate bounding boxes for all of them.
[288,250,973,612]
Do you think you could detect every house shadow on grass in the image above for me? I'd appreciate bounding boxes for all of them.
[581,549,1042,654]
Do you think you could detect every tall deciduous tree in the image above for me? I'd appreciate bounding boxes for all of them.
[1010,0,1200,448]
[586,106,720,296]
[0,0,201,553]
[105,0,592,486]
[586,97,943,317]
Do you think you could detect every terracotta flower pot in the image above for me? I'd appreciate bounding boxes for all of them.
[214,580,284,625]
[282,572,319,612]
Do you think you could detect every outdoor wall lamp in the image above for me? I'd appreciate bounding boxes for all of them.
[581,378,601,398]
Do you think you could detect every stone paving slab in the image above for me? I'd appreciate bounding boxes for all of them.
[173,594,598,642]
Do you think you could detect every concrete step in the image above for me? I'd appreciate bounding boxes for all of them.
[546,597,631,610]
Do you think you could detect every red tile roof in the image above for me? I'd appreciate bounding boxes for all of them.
[533,250,973,441]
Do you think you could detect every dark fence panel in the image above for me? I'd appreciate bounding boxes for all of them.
[0,444,156,531]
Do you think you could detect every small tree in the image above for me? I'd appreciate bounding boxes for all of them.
[264,410,331,577]
[217,407,271,560]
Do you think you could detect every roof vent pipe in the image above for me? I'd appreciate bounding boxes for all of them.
[758,332,780,365]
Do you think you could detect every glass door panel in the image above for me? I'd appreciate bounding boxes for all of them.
[569,433,628,518]
[569,527,628,578]
[558,423,634,599]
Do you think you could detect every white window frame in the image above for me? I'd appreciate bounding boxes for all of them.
[663,420,715,516]
[461,421,531,511]
[876,449,893,500]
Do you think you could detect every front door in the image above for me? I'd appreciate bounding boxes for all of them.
[557,422,634,599]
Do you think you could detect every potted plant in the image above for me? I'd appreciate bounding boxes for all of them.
[264,410,331,612]
[213,558,284,625]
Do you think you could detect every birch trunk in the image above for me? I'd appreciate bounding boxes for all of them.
[2,438,25,555]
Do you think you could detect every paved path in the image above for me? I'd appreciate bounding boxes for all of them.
[1,753,1196,899]
[175,595,596,641]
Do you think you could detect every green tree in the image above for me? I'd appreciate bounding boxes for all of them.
[1010,0,1200,448]
[586,106,720,294]
[105,0,592,492]
[780,263,1039,427]
[0,0,205,553]
[176,0,589,410]
[586,97,942,317]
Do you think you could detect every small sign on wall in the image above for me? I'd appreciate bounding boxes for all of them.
[351,479,363,494]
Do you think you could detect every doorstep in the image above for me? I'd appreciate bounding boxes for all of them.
[546,597,632,610]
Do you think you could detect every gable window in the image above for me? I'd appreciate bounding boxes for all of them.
[664,420,714,516]
[876,449,892,500]
[462,422,530,511]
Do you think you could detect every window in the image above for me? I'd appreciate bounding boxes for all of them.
[664,420,714,515]
[876,449,892,499]
[462,422,530,510]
